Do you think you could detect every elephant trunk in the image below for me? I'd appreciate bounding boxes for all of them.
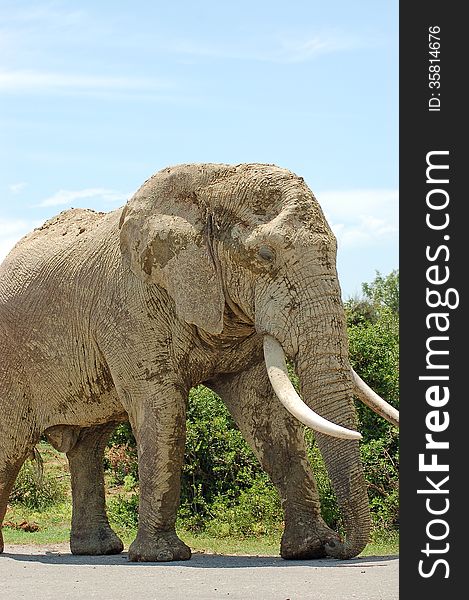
[294,345,371,559]
[315,434,371,558]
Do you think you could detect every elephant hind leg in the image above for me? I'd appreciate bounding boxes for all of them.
[66,422,124,555]
[0,433,36,554]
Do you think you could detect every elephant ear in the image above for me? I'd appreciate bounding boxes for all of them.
[119,200,225,335]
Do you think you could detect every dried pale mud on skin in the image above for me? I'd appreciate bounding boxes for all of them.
[0,163,398,562]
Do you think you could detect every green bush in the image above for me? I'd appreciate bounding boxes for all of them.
[107,493,139,530]
[199,477,283,538]
[179,385,264,530]
[361,430,399,529]
[348,306,399,440]
[104,441,138,486]
[10,460,67,510]
[362,269,399,314]
[108,422,135,446]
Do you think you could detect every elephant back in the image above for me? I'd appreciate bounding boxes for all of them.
[0,208,108,300]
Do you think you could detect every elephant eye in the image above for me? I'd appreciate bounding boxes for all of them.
[258,246,276,262]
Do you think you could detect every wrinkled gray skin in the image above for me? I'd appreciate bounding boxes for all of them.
[1,164,373,561]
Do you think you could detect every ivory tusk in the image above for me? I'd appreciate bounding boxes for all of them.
[351,370,399,427]
[263,335,362,441]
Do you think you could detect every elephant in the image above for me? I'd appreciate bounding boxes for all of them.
[0,163,399,561]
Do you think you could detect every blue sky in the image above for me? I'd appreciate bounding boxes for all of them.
[0,0,398,299]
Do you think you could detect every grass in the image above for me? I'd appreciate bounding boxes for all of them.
[3,499,398,556]
[181,530,398,557]
[361,529,399,557]
[2,502,72,545]
[3,441,398,557]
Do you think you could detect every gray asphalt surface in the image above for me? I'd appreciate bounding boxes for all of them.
[1,544,398,600]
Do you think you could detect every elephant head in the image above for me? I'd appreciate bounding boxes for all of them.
[119,163,399,559]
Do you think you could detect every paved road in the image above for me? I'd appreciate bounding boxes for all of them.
[1,544,398,600]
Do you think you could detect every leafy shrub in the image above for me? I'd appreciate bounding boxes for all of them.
[361,430,399,529]
[104,441,138,486]
[107,493,139,530]
[362,269,399,314]
[10,460,67,510]
[346,271,399,442]
[179,385,264,529]
[199,476,283,538]
[123,474,138,492]
[348,306,399,440]
[108,422,135,446]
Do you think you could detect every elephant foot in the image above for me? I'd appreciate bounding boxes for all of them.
[281,515,341,560]
[70,526,124,555]
[128,530,191,562]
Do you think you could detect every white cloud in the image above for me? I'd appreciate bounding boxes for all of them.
[166,30,360,64]
[8,182,27,194]
[317,189,398,248]
[38,188,129,208]
[275,32,362,63]
[0,4,85,26]
[0,69,171,94]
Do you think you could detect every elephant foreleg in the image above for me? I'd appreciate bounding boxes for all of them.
[126,384,191,562]
[66,422,124,555]
[209,362,341,559]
